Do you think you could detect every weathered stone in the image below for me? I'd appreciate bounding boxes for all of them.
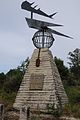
[13,48,68,112]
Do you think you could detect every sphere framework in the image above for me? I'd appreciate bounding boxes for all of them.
[32,30,54,48]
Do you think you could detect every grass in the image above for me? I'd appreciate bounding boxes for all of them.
[64,86,80,118]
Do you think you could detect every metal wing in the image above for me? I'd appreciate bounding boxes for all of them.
[25,17,63,29]
[47,28,73,39]
[25,18,73,39]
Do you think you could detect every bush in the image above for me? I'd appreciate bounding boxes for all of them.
[62,104,72,116]
[66,86,80,104]
[3,69,23,93]
[46,103,62,117]
[71,104,80,118]
[0,73,6,88]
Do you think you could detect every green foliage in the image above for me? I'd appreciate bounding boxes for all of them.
[55,53,80,86]
[54,55,80,118]
[68,48,80,67]
[68,48,80,85]
[62,104,72,116]
[0,58,30,111]
[0,90,16,111]
[63,86,80,118]
[3,69,23,93]
[18,57,29,74]
[0,73,6,88]
[0,69,23,111]
[46,103,62,117]
[54,57,69,81]
[62,103,80,118]
[0,55,80,118]
[54,57,70,87]
[71,104,80,118]
[66,86,80,104]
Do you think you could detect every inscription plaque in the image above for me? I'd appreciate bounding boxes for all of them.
[30,73,44,90]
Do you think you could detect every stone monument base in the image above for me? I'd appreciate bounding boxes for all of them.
[13,48,68,119]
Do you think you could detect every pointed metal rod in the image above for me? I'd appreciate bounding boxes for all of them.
[48,28,73,39]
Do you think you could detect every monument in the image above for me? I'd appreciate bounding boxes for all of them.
[13,1,73,119]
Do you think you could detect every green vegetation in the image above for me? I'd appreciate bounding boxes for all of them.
[54,49,80,118]
[0,69,24,111]
[0,49,80,118]
[46,103,62,118]
[0,58,29,111]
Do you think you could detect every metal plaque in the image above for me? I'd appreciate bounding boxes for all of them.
[30,73,44,90]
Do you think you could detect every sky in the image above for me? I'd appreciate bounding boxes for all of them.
[0,0,80,73]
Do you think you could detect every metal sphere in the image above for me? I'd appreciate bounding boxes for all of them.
[32,30,54,48]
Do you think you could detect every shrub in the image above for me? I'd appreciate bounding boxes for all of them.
[46,103,62,118]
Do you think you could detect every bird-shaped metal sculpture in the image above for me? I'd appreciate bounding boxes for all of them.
[21,1,57,19]
[21,0,73,40]
[21,0,73,67]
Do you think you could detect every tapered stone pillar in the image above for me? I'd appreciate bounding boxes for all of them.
[13,48,68,112]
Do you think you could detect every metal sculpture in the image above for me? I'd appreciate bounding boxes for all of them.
[21,0,73,49]
[21,1,57,19]
[21,0,73,67]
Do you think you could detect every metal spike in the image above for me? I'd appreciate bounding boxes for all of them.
[33,5,38,8]
[30,2,35,5]
[48,28,73,39]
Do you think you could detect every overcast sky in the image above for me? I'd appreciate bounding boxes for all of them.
[0,0,80,73]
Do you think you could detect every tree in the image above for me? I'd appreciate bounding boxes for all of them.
[54,57,69,85]
[68,48,80,85]
[68,48,80,68]
[0,73,6,89]
[18,57,29,74]
[3,69,23,93]
[3,57,30,93]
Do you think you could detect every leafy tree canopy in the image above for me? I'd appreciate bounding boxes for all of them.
[54,56,69,81]
[68,48,80,85]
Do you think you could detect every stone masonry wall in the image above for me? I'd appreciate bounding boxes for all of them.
[13,48,68,111]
